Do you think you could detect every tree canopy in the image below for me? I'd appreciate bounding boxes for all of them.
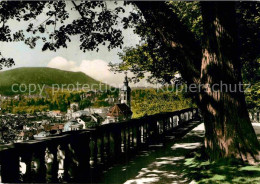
[0,1,258,83]
[0,1,260,163]
[110,2,259,86]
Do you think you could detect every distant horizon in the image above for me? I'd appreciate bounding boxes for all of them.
[0,66,157,88]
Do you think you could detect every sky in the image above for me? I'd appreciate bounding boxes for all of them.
[0,1,148,87]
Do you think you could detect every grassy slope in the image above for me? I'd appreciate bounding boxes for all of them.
[0,67,109,95]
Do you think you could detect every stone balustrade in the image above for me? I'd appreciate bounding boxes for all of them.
[0,108,199,183]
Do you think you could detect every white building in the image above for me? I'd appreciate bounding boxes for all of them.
[84,107,109,119]
[63,119,83,132]
[71,110,91,119]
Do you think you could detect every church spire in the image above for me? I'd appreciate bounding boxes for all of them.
[124,73,129,86]
[120,72,131,109]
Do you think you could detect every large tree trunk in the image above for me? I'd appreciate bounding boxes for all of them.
[200,2,260,164]
[135,1,260,163]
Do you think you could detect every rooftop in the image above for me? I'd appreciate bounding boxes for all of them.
[107,103,132,117]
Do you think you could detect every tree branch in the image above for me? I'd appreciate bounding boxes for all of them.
[71,1,85,19]
[134,1,202,85]
[34,15,53,29]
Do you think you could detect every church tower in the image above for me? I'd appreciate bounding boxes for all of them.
[120,74,131,108]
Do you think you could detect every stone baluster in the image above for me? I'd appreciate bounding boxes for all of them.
[184,112,187,122]
[0,108,200,183]
[105,131,111,165]
[145,122,149,141]
[146,122,150,141]
[109,128,116,163]
[148,118,157,143]
[170,116,173,129]
[136,124,141,148]
[143,123,147,143]
[0,148,20,183]
[162,118,166,133]
[168,117,171,129]
[99,131,105,164]
[131,125,135,149]
[34,145,47,183]
[90,133,98,168]
[178,114,182,125]
[127,126,131,150]
[21,151,33,182]
[168,116,172,129]
[172,116,175,127]
[122,126,127,153]
[113,127,122,159]
[46,145,59,183]
[62,143,70,182]
[61,142,77,182]
[71,132,90,182]
[174,116,178,127]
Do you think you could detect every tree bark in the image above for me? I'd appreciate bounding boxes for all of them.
[135,1,260,163]
[200,2,260,164]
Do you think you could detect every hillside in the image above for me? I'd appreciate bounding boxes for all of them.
[0,67,110,95]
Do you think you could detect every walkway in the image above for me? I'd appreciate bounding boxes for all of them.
[99,121,204,184]
[99,122,260,184]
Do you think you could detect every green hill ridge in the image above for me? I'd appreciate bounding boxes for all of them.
[0,67,110,95]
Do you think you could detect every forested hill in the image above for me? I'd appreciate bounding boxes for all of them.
[0,67,110,95]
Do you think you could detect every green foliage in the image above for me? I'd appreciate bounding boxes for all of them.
[183,151,260,184]
[0,88,118,113]
[168,1,202,41]
[131,87,195,118]
[239,3,260,111]
[110,2,202,84]
[239,3,260,84]
[110,44,178,84]
[112,2,259,85]
[1,85,192,115]
[12,105,49,114]
[0,1,259,112]
[112,2,260,111]
[0,67,109,95]
[85,121,101,128]
[0,1,125,70]
[0,67,116,113]
[92,100,110,108]
[245,81,260,110]
[79,99,91,110]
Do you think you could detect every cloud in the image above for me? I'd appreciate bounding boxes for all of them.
[78,59,125,86]
[47,57,78,71]
[47,56,126,86]
[47,56,154,88]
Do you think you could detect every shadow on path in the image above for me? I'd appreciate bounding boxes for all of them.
[97,121,204,184]
[97,123,260,184]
